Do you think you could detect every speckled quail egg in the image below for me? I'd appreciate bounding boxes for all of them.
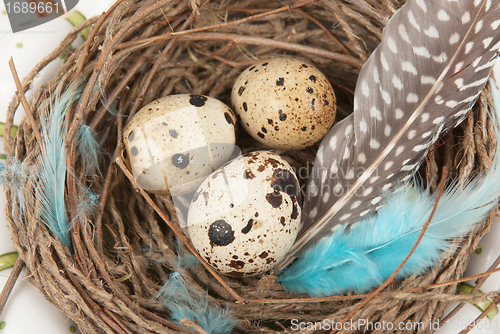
[123,94,237,196]
[231,58,336,150]
[187,151,301,277]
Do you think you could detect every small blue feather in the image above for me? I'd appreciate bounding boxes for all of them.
[279,80,500,297]
[5,157,32,216]
[175,238,200,269]
[77,124,105,176]
[156,272,236,334]
[75,185,100,221]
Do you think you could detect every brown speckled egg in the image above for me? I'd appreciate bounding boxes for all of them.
[231,58,336,150]
[187,151,301,277]
[123,94,237,196]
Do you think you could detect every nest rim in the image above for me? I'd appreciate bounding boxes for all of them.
[3,0,499,333]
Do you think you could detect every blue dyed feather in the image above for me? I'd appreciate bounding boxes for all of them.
[77,124,105,176]
[279,80,500,297]
[36,82,82,247]
[175,238,200,269]
[5,157,32,216]
[156,272,236,334]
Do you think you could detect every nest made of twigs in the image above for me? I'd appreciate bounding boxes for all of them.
[3,0,499,333]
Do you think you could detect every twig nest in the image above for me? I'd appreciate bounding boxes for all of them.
[123,94,237,196]
[231,58,337,150]
[187,151,301,277]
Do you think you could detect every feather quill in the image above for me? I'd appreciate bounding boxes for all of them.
[279,0,500,267]
[155,272,236,334]
[278,79,500,297]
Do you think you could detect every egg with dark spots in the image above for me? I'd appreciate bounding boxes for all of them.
[187,151,301,277]
[231,58,336,150]
[123,94,237,196]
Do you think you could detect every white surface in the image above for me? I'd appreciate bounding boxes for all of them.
[0,2,499,334]
[436,303,498,334]
[0,274,81,334]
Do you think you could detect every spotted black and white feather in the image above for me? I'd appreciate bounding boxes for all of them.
[279,0,500,267]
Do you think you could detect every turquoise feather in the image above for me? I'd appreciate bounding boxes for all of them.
[278,80,500,297]
[5,157,32,216]
[156,272,236,334]
[77,124,105,176]
[36,82,81,247]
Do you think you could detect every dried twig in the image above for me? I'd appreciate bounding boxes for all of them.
[247,266,500,305]
[227,6,351,55]
[117,32,364,69]
[8,58,43,147]
[0,257,24,318]
[170,0,318,37]
[441,252,500,325]
[343,0,390,25]
[459,294,500,334]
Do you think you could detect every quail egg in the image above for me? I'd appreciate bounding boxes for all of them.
[231,58,336,150]
[123,94,237,196]
[187,151,301,277]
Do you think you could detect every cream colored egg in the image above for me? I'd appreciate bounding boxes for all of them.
[231,58,336,150]
[187,151,301,277]
[123,94,237,196]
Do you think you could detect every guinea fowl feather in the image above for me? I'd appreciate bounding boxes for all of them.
[278,0,500,269]
[279,78,500,296]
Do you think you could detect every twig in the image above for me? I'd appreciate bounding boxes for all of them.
[8,58,44,147]
[441,252,500,325]
[343,0,390,25]
[246,267,500,304]
[117,32,364,69]
[328,168,449,334]
[115,156,247,304]
[459,294,500,334]
[0,256,24,318]
[89,51,151,129]
[93,92,129,255]
[191,43,255,67]
[291,8,351,55]
[227,7,351,55]
[68,144,90,276]
[74,0,124,81]
[329,79,354,97]
[66,0,124,126]
[63,266,132,334]
[170,0,318,37]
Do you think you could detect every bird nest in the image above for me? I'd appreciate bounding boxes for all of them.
[3,0,499,333]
